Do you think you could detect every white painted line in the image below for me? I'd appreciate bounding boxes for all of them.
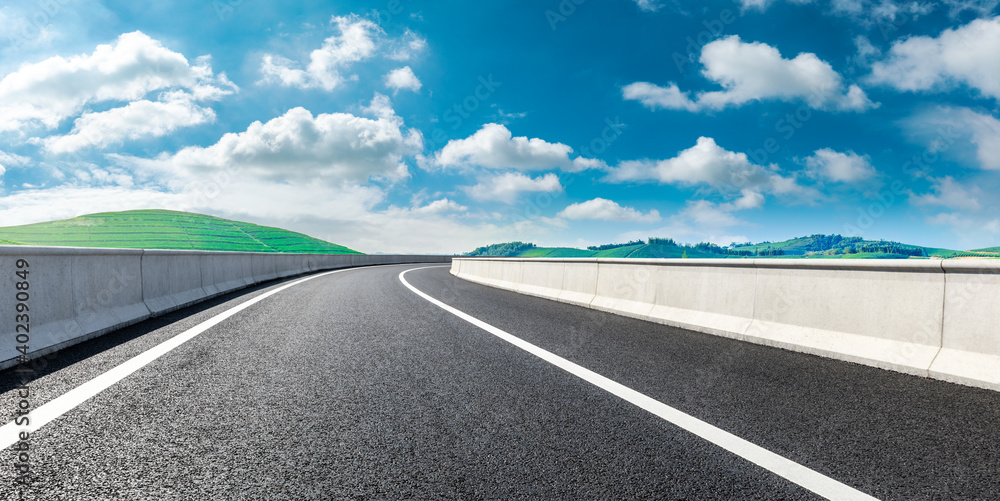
[400,266,879,501]
[0,267,355,450]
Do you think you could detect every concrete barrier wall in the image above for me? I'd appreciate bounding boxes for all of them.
[932,260,1000,390]
[201,252,254,296]
[451,257,1000,392]
[142,250,209,315]
[1,247,450,370]
[0,248,149,370]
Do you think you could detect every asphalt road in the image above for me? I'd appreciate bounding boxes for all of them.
[2,263,999,500]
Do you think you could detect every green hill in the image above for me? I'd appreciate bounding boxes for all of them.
[466,239,732,259]
[466,235,1000,260]
[0,210,361,254]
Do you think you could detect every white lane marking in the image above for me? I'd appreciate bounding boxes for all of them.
[400,266,879,501]
[0,267,360,450]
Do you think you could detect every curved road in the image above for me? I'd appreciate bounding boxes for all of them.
[2,264,999,499]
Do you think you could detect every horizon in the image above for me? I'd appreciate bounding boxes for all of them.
[3,208,995,254]
[1,1,998,253]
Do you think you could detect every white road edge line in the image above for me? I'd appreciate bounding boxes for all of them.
[0,266,360,450]
[400,266,879,501]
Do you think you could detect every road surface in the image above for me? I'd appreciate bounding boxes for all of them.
[2,264,998,499]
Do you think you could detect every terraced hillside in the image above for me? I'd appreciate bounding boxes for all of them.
[0,210,361,254]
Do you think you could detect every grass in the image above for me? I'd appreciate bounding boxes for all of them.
[0,209,361,254]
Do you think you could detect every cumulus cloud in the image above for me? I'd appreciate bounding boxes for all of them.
[558,198,661,222]
[260,15,380,91]
[432,123,599,171]
[869,17,1000,101]
[903,106,1000,171]
[803,148,877,183]
[384,66,422,93]
[412,198,467,215]
[463,172,562,203]
[605,136,812,199]
[0,31,234,133]
[692,35,873,110]
[126,94,422,185]
[621,82,698,112]
[43,91,218,153]
[912,176,982,211]
[624,36,874,112]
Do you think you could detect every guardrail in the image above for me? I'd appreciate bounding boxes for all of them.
[1,247,450,370]
[451,257,1000,392]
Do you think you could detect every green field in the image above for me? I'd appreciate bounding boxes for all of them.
[0,210,361,254]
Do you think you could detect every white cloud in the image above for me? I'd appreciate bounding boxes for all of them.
[624,36,875,112]
[924,211,1000,249]
[730,189,766,209]
[737,0,775,9]
[699,36,874,110]
[0,150,29,171]
[0,181,572,254]
[0,31,234,133]
[432,123,598,171]
[612,190,763,247]
[464,172,562,203]
[126,95,422,185]
[43,91,218,153]
[912,176,982,211]
[682,190,765,227]
[621,82,698,111]
[558,198,661,222]
[387,30,427,61]
[939,0,999,17]
[259,14,380,91]
[851,35,882,69]
[926,212,999,230]
[869,17,1000,101]
[0,186,191,226]
[903,106,1000,171]
[682,199,744,227]
[412,198,467,215]
[605,136,811,199]
[803,148,877,182]
[384,66,422,93]
[633,0,664,11]
[739,0,961,20]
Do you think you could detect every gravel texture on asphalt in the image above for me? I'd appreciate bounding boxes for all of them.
[2,264,998,500]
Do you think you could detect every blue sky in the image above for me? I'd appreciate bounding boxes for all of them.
[0,0,998,253]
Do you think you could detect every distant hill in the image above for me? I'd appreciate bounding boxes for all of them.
[0,210,361,254]
[466,235,1000,260]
